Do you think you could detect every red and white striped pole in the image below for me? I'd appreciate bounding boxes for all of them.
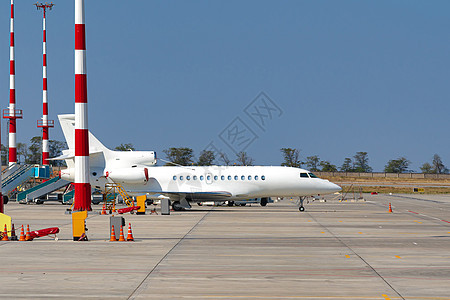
[35,3,55,166]
[74,0,91,211]
[3,0,22,166]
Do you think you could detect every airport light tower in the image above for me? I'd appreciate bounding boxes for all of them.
[74,0,92,211]
[35,2,55,166]
[3,0,23,166]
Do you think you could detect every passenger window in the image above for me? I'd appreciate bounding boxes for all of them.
[180,176,184,180]
[300,173,309,178]
[200,175,204,181]
[241,175,245,180]
[261,175,266,180]
[193,175,197,180]
[234,175,238,180]
[186,175,191,180]
[214,175,218,181]
[248,175,251,180]
[221,175,225,180]
[173,175,177,180]
[255,176,258,180]
[228,175,232,180]
[309,173,318,178]
[207,175,211,180]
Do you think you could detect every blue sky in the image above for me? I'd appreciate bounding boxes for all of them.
[1,0,449,171]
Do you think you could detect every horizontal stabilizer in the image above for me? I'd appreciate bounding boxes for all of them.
[48,150,103,161]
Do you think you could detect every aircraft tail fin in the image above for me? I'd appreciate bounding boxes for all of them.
[58,114,109,153]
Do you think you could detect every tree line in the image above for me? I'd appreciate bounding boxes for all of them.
[155,146,448,174]
[40,141,446,174]
[280,148,448,174]
[1,136,66,167]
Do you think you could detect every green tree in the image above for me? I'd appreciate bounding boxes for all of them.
[219,152,232,166]
[432,154,448,174]
[28,136,42,164]
[420,154,449,174]
[384,157,410,173]
[114,143,135,151]
[17,142,29,164]
[49,140,67,167]
[340,158,354,172]
[236,151,254,166]
[280,148,301,167]
[163,147,194,166]
[420,162,433,173]
[320,160,337,172]
[353,152,372,172]
[1,144,7,166]
[305,155,320,172]
[197,150,215,166]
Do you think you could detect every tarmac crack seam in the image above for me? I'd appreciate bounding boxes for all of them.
[306,212,406,300]
[127,207,213,300]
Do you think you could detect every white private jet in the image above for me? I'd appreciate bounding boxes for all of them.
[55,114,341,211]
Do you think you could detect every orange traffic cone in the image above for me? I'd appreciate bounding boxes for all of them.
[10,224,18,241]
[2,224,9,241]
[101,203,107,215]
[118,225,126,242]
[19,225,26,241]
[388,203,393,213]
[126,223,134,241]
[25,225,32,241]
[110,225,117,242]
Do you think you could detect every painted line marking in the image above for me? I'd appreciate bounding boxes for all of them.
[408,210,450,224]
[413,220,422,224]
[345,255,350,258]
[395,255,401,259]
[382,295,391,300]
[358,232,363,234]
[321,232,325,234]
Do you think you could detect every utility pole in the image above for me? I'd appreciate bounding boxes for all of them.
[35,2,55,166]
[3,0,23,167]
[74,0,92,211]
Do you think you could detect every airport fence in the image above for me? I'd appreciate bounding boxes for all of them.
[314,171,450,180]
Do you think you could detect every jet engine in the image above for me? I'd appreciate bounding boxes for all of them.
[60,168,74,182]
[115,151,157,166]
[105,167,149,184]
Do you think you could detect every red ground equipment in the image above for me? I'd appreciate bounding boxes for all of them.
[28,227,60,241]
[117,206,140,214]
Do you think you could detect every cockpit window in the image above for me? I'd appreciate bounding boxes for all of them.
[308,173,318,178]
[300,173,309,178]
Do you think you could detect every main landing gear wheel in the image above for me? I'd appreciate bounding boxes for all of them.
[172,201,183,211]
[299,206,305,212]
[260,198,268,206]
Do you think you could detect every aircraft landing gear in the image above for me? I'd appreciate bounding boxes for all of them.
[172,201,183,211]
[298,197,305,212]
[260,198,268,206]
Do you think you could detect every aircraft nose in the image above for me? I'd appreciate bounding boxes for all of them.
[321,180,342,194]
